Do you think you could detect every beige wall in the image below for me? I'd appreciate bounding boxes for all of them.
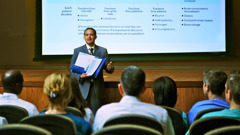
[0,0,239,70]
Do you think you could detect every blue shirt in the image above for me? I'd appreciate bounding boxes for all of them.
[187,98,229,125]
[40,112,92,135]
[178,110,189,130]
[201,108,240,120]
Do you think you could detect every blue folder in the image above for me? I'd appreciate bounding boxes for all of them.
[71,56,106,78]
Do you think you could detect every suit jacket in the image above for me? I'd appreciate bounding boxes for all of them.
[69,44,114,99]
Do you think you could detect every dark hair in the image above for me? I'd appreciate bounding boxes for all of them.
[203,70,227,96]
[227,70,240,104]
[152,76,177,107]
[120,66,145,96]
[67,74,87,116]
[84,27,96,36]
[1,70,24,94]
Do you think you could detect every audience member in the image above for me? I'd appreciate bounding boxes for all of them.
[67,74,94,126]
[41,73,92,135]
[0,70,39,116]
[200,70,240,120]
[187,70,229,125]
[152,76,189,130]
[0,116,8,125]
[93,66,174,135]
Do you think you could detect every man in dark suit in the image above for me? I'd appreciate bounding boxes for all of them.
[69,28,114,115]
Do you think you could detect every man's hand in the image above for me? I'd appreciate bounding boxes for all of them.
[106,61,113,71]
[80,73,89,78]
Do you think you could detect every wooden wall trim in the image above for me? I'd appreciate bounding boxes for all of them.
[0,81,203,88]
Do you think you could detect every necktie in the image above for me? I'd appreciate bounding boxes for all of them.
[89,48,94,55]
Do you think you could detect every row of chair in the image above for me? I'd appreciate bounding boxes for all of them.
[1,122,240,135]
[188,116,240,135]
[0,105,83,135]
[94,115,240,135]
[0,114,77,135]
[0,105,83,123]
[1,105,240,135]
[0,124,53,135]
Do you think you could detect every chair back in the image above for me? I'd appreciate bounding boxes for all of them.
[93,124,162,135]
[161,106,187,135]
[189,116,240,135]
[65,106,83,117]
[205,125,240,135]
[41,106,83,117]
[20,114,77,135]
[0,105,28,123]
[0,123,52,135]
[103,114,163,133]
[194,108,224,121]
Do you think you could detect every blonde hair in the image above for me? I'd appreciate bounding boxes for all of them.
[43,73,72,110]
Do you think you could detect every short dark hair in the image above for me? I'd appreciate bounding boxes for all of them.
[1,70,23,92]
[203,70,227,96]
[120,66,145,96]
[227,70,240,104]
[84,27,96,35]
[152,76,177,107]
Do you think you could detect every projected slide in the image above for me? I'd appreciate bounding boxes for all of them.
[42,0,226,55]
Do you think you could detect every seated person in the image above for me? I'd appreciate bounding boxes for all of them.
[93,66,174,135]
[41,73,92,135]
[0,70,39,115]
[201,70,240,120]
[187,70,229,125]
[152,76,189,130]
[67,74,94,126]
[0,116,8,125]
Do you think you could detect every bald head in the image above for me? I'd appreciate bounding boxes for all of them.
[1,70,24,94]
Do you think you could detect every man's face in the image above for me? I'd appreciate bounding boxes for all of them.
[16,78,24,95]
[83,29,97,46]
[203,81,208,97]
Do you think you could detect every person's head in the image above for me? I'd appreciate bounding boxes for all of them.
[152,76,177,107]
[118,66,146,97]
[203,70,227,97]
[226,70,240,105]
[67,74,86,116]
[43,73,72,110]
[83,27,97,46]
[1,70,24,94]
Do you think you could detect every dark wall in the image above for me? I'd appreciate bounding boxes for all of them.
[0,0,239,70]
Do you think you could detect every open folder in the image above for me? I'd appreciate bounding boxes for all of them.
[71,52,106,78]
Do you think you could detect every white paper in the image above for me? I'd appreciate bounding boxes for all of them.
[86,58,102,76]
[75,52,102,76]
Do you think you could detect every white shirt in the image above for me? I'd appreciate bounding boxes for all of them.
[86,44,95,54]
[0,93,39,116]
[84,108,94,126]
[93,95,174,135]
[0,116,8,125]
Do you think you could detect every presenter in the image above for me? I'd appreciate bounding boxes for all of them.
[69,28,114,115]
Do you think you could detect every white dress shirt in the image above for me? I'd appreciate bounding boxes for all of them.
[0,116,8,125]
[93,95,174,135]
[86,44,95,55]
[84,108,94,126]
[0,93,39,116]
